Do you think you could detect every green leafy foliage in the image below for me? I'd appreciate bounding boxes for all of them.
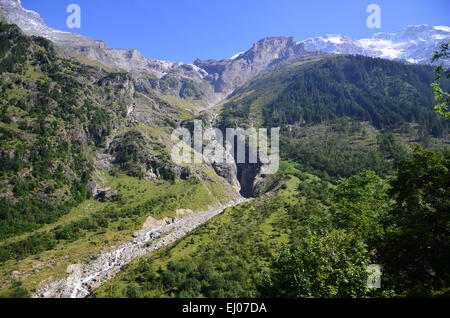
[221,55,448,136]
[280,120,404,181]
[431,41,450,119]
[381,146,450,295]
[261,229,370,298]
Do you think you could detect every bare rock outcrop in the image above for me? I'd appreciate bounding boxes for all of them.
[194,37,308,98]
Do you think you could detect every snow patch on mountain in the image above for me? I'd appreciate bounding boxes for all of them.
[434,26,450,32]
[300,24,450,66]
[231,52,244,60]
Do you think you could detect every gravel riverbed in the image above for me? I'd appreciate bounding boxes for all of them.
[31,198,249,298]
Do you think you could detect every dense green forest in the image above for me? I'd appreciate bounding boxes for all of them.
[279,120,403,180]
[221,54,449,137]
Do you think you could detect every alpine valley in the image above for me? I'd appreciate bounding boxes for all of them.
[0,0,449,299]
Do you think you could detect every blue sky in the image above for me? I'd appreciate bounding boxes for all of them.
[21,0,450,63]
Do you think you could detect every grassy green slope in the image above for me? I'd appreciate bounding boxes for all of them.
[0,172,237,297]
[91,164,332,298]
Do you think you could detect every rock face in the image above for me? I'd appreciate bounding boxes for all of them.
[87,181,118,202]
[141,216,175,231]
[0,5,9,22]
[195,37,309,98]
[95,188,118,202]
[201,140,241,192]
[211,159,241,192]
[237,163,261,198]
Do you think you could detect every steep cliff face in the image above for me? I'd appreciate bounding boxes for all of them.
[0,5,9,23]
[195,37,309,98]
[209,147,241,192]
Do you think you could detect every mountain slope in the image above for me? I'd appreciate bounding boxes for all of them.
[194,37,312,98]
[1,1,449,299]
[196,25,449,99]
[2,0,448,104]
[0,19,241,296]
[219,54,448,135]
[0,0,218,105]
[0,21,132,239]
[91,170,332,298]
[0,0,206,78]
[214,54,449,194]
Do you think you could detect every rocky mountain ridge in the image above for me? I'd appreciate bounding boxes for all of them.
[194,37,311,98]
[1,0,448,103]
[0,0,209,88]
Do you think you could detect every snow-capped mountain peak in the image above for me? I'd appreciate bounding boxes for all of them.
[300,24,450,65]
